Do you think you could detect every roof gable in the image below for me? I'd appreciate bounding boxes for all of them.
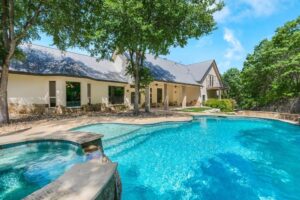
[186,60,214,83]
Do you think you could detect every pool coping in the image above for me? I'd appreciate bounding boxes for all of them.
[24,159,117,200]
[0,130,104,150]
[174,112,299,125]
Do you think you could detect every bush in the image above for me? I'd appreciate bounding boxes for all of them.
[204,99,235,112]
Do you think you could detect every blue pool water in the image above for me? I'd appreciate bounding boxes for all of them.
[74,117,300,200]
[0,141,86,200]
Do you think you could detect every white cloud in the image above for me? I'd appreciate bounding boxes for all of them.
[219,28,245,71]
[223,28,244,60]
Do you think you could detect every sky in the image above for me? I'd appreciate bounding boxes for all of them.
[32,0,300,74]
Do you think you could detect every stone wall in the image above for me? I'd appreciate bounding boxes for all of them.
[238,110,300,123]
[96,173,121,200]
[259,97,300,114]
[8,103,129,116]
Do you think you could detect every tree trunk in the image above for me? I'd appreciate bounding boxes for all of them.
[133,64,140,115]
[145,85,150,113]
[0,61,10,124]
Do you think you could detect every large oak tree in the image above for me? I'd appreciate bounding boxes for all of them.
[82,0,223,114]
[0,0,101,124]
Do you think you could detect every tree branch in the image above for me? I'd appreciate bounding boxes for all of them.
[8,0,14,42]
[1,0,8,49]
[15,2,44,42]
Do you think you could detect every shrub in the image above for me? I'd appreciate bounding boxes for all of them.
[204,99,235,112]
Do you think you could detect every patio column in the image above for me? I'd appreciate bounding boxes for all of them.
[164,83,169,110]
[56,80,66,106]
[218,89,222,100]
[181,86,186,108]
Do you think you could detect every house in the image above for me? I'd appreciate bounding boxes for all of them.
[7,44,224,111]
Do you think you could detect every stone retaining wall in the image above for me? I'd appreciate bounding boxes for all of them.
[238,110,300,124]
[8,103,129,116]
[259,97,300,114]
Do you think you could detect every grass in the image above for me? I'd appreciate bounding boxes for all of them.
[180,107,212,113]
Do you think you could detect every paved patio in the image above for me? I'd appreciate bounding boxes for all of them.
[0,114,192,146]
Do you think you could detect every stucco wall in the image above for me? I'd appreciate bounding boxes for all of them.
[8,74,201,108]
[8,74,49,105]
[186,86,201,106]
[8,73,128,107]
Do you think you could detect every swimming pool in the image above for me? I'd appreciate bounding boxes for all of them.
[0,141,87,200]
[74,116,300,200]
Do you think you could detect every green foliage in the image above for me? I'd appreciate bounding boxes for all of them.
[0,0,103,69]
[125,58,154,89]
[84,0,223,58]
[79,0,223,112]
[222,16,300,110]
[222,68,242,105]
[204,99,235,112]
[0,0,103,122]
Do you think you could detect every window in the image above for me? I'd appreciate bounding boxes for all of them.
[109,86,124,104]
[157,88,162,103]
[209,75,214,87]
[87,83,91,105]
[66,82,81,107]
[49,81,56,107]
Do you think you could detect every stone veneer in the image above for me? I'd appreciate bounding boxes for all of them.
[237,110,300,124]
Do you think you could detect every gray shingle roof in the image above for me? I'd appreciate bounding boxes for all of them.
[10,44,215,85]
[187,60,214,83]
[144,54,202,85]
[11,44,128,82]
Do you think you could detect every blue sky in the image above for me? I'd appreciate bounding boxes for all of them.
[33,0,300,74]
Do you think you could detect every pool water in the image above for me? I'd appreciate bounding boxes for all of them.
[75,117,300,200]
[0,141,86,200]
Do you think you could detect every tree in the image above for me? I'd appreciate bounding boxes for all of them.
[0,0,101,124]
[240,16,300,109]
[82,0,223,114]
[222,68,242,105]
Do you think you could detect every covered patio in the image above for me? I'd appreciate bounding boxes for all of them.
[129,81,201,110]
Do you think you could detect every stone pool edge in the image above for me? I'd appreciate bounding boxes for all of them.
[0,130,104,151]
[175,112,299,125]
[23,160,118,200]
